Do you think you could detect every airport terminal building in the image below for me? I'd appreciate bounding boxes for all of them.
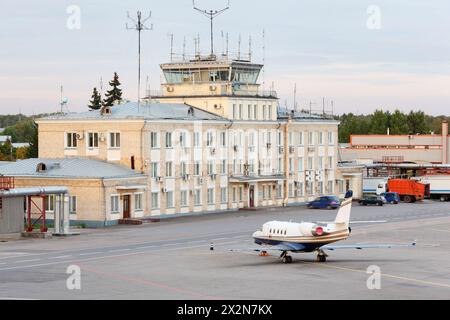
[0,54,357,225]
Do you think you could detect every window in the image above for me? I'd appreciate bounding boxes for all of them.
[179,132,187,148]
[195,189,201,205]
[268,105,273,120]
[318,132,324,145]
[150,132,159,148]
[328,156,333,169]
[220,159,227,174]
[220,132,226,147]
[111,195,119,213]
[207,188,215,204]
[277,131,282,146]
[165,132,172,148]
[308,132,314,145]
[232,187,237,202]
[289,158,294,173]
[239,186,243,202]
[150,162,159,178]
[308,156,314,170]
[193,132,200,147]
[109,132,120,148]
[318,156,324,170]
[69,196,77,214]
[180,190,188,207]
[207,161,214,175]
[328,132,334,145]
[165,162,173,177]
[327,181,334,193]
[277,184,283,198]
[43,195,55,212]
[232,104,237,119]
[298,132,304,146]
[194,162,201,176]
[318,181,324,195]
[206,132,214,146]
[289,183,294,198]
[221,187,227,203]
[338,180,344,193]
[166,191,174,208]
[262,105,267,120]
[151,192,159,209]
[88,132,99,148]
[180,162,187,176]
[306,182,314,195]
[249,132,255,147]
[298,157,304,172]
[297,182,304,197]
[253,105,257,119]
[66,132,77,148]
[288,132,293,146]
[135,193,143,211]
[239,104,243,119]
[247,105,252,119]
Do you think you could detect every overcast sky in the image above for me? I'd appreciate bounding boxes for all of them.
[1,0,449,116]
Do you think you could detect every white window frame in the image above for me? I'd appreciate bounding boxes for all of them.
[109,132,121,149]
[69,196,77,214]
[111,195,120,213]
[134,193,143,212]
[88,132,99,149]
[151,192,159,209]
[44,195,55,212]
[150,132,159,149]
[66,132,77,149]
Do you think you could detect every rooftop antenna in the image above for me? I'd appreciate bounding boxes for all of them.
[182,36,186,60]
[238,33,241,60]
[226,32,229,57]
[293,83,297,112]
[193,0,230,57]
[168,33,174,62]
[248,35,252,61]
[262,29,266,91]
[221,30,224,55]
[59,85,68,113]
[99,76,103,96]
[126,10,153,111]
[145,75,150,101]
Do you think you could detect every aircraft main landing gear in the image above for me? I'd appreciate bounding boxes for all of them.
[316,250,327,262]
[280,251,293,263]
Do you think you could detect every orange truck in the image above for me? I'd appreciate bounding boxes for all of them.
[387,179,430,203]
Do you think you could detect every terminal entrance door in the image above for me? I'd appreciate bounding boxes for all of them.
[249,186,255,208]
[123,195,131,219]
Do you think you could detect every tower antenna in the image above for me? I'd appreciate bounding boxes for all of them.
[248,35,252,61]
[168,33,174,62]
[126,10,153,110]
[193,0,230,57]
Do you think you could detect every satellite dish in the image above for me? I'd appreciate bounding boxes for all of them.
[62,97,69,104]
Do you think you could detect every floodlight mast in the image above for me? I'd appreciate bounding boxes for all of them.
[126,11,153,110]
[193,0,230,57]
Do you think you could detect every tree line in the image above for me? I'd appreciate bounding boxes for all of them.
[336,109,449,143]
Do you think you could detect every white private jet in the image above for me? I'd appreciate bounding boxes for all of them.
[246,195,416,263]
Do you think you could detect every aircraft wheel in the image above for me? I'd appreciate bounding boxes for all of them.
[317,255,326,262]
[282,256,292,264]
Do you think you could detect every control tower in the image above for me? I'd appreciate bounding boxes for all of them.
[146,54,278,121]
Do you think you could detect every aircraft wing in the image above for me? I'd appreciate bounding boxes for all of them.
[321,241,416,250]
[230,242,304,253]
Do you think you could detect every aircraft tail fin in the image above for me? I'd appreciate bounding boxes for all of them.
[334,197,353,226]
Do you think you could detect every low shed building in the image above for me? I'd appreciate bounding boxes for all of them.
[0,158,147,227]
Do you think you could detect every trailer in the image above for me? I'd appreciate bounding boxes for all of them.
[413,175,450,201]
[363,177,388,195]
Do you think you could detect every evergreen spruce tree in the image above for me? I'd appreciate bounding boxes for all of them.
[88,87,102,110]
[103,72,123,107]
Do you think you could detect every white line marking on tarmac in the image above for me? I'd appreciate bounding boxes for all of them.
[108,249,131,253]
[50,255,72,259]
[78,252,102,256]
[14,259,41,264]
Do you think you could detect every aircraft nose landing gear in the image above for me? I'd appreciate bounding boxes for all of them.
[316,250,327,262]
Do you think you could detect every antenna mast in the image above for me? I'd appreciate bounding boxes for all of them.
[168,33,174,62]
[193,0,230,57]
[126,10,153,110]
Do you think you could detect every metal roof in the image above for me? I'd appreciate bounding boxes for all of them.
[0,158,145,179]
[38,102,227,122]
